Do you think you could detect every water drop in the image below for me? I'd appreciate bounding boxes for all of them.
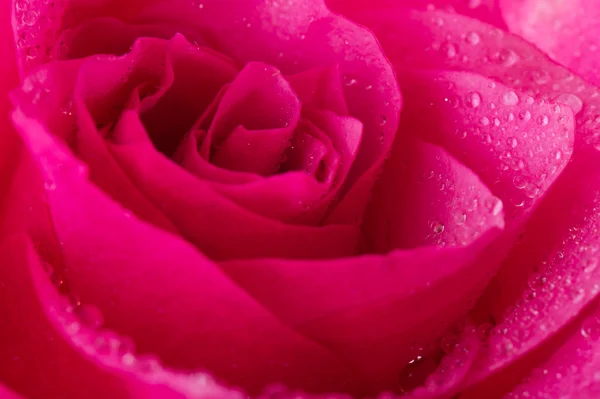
[21,10,38,26]
[431,220,445,234]
[465,92,481,108]
[493,48,519,67]
[441,42,457,58]
[507,137,518,148]
[528,273,547,290]
[554,93,583,114]
[454,212,467,225]
[488,196,503,216]
[530,70,550,84]
[537,115,549,126]
[465,32,480,45]
[503,91,519,106]
[344,77,357,87]
[581,317,600,340]
[584,258,598,274]
[519,110,531,121]
[513,175,527,189]
[480,116,490,126]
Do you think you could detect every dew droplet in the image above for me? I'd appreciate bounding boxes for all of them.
[487,196,503,216]
[465,32,480,45]
[503,91,519,106]
[454,212,467,225]
[553,93,583,114]
[441,42,457,58]
[431,220,445,234]
[519,110,532,121]
[528,273,547,290]
[581,317,600,340]
[480,116,490,126]
[21,10,38,26]
[493,48,519,67]
[537,115,549,126]
[465,92,481,108]
[77,304,104,329]
[507,137,518,148]
[513,175,527,189]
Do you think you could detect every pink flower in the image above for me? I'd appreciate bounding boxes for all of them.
[1,0,600,398]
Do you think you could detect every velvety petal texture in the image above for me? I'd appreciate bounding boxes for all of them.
[5,0,600,398]
[501,0,600,87]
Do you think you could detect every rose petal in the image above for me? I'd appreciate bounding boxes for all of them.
[174,128,262,185]
[362,138,505,252]
[12,110,361,394]
[10,44,180,235]
[109,112,359,260]
[1,0,20,232]
[16,0,401,226]
[0,384,22,399]
[0,234,243,399]
[325,0,507,29]
[200,62,300,175]
[503,298,600,399]
[406,324,481,398]
[448,148,600,397]
[221,222,504,392]
[353,7,600,149]
[501,0,600,87]
[396,70,574,222]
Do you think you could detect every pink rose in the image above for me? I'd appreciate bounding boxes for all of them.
[1,0,600,397]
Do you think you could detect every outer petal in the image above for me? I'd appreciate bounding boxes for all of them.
[222,228,503,393]
[12,110,361,394]
[501,0,600,87]
[351,6,600,396]
[395,70,574,222]
[503,298,600,399]
[456,149,600,397]
[325,0,507,29]
[0,234,241,399]
[355,8,600,149]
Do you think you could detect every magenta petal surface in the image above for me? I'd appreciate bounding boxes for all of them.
[397,70,574,222]
[501,0,600,87]
[108,112,360,260]
[363,138,504,252]
[221,227,504,391]
[504,299,600,399]
[0,234,242,399]
[12,110,360,394]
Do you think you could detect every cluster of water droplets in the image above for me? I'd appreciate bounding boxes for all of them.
[369,6,600,156]
[14,0,66,67]
[41,260,230,397]
[465,199,600,380]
